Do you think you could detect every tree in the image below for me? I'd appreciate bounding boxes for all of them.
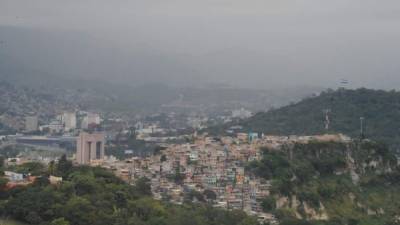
[135,177,152,196]
[0,156,4,168]
[26,211,42,225]
[0,156,4,176]
[63,197,95,225]
[261,197,276,212]
[51,218,71,225]
[15,162,46,176]
[293,162,315,183]
[48,160,56,175]
[0,177,8,190]
[33,176,50,187]
[203,189,217,202]
[129,198,166,221]
[238,217,259,225]
[56,155,73,177]
[71,174,98,196]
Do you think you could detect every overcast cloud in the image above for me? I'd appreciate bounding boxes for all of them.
[1,0,400,89]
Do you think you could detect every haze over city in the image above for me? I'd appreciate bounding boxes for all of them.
[3,1,400,225]
[1,0,400,89]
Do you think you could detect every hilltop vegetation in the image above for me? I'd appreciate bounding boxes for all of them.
[0,219,26,225]
[217,88,400,151]
[247,140,400,225]
[0,156,258,225]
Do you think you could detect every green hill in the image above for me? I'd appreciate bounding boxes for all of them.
[217,88,400,151]
[247,140,400,225]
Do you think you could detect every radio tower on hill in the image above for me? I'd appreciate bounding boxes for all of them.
[323,109,331,131]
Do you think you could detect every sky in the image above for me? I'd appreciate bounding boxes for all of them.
[1,0,400,89]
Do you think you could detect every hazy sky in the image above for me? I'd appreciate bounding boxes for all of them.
[1,0,400,89]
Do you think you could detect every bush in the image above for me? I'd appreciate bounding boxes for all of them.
[298,191,320,208]
[261,196,276,212]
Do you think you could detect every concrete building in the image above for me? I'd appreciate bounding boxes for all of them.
[232,108,252,119]
[5,171,24,182]
[25,116,38,132]
[81,113,101,129]
[76,132,105,165]
[60,112,77,131]
[40,120,64,134]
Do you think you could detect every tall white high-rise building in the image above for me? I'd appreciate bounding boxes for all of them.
[60,112,77,131]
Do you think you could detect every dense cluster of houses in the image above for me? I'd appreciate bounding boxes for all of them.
[101,133,350,223]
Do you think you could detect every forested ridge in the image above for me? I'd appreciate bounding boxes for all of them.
[213,88,400,151]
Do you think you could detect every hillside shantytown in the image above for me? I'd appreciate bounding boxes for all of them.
[1,123,352,224]
[101,133,352,223]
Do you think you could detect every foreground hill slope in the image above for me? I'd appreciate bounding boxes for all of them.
[248,140,400,225]
[223,88,400,150]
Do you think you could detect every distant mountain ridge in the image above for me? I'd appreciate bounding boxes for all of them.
[0,26,323,116]
[216,88,400,151]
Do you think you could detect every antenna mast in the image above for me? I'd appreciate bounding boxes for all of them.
[323,109,331,131]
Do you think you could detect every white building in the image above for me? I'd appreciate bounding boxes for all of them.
[5,171,24,182]
[40,120,64,134]
[232,108,252,119]
[59,112,77,131]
